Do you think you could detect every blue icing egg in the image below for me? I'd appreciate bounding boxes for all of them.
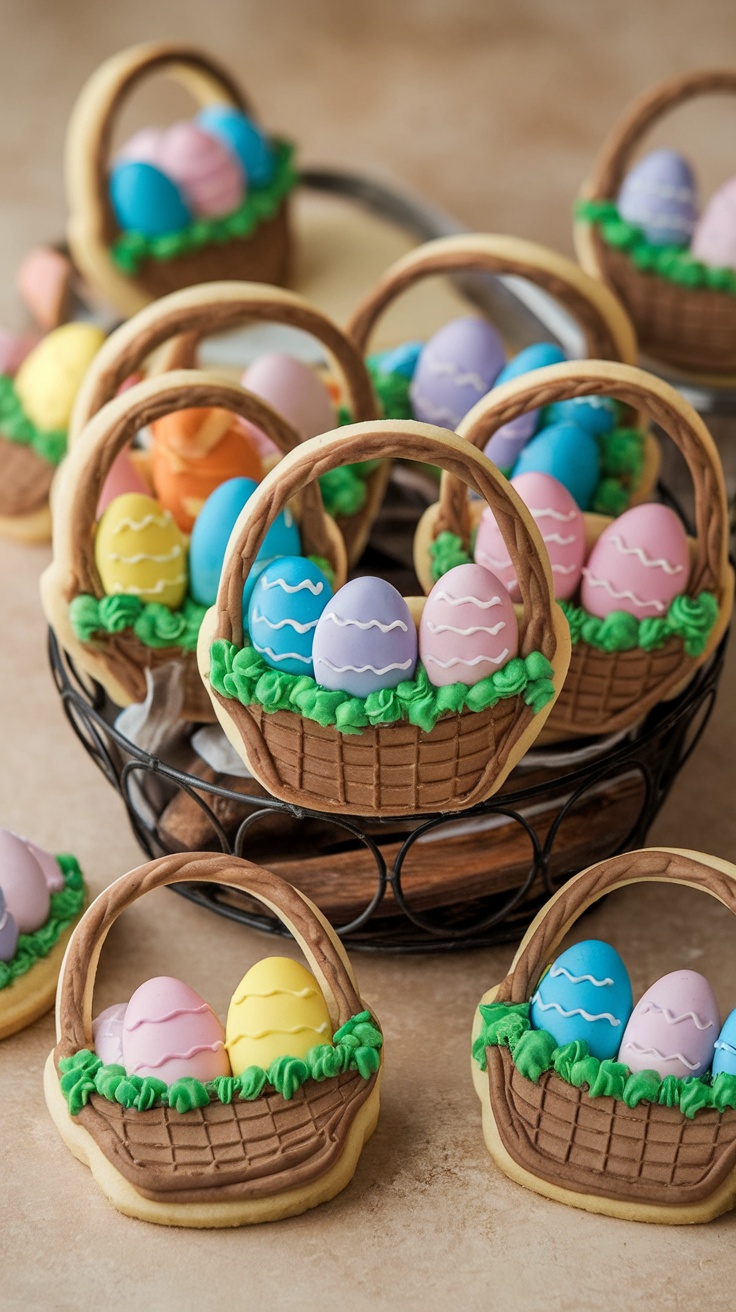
[109,160,192,237]
[369,341,424,380]
[189,477,301,607]
[546,394,617,436]
[512,420,600,510]
[196,107,275,186]
[484,342,566,469]
[618,149,697,248]
[247,556,333,675]
[712,1008,736,1078]
[530,940,633,1060]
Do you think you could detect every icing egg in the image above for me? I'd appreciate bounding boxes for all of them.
[512,420,600,510]
[117,127,165,166]
[14,323,106,432]
[0,829,50,934]
[189,476,301,607]
[691,178,736,271]
[16,835,64,893]
[247,556,332,675]
[196,106,276,186]
[93,1003,128,1066]
[226,956,333,1075]
[419,563,518,687]
[158,121,245,218]
[581,503,689,621]
[474,472,585,601]
[97,447,150,516]
[312,576,417,697]
[484,342,566,469]
[545,394,617,437]
[109,160,192,237]
[95,492,188,610]
[150,406,262,532]
[617,149,698,247]
[410,317,505,428]
[530,940,633,1060]
[369,340,423,379]
[712,1009,736,1078]
[122,976,230,1084]
[238,354,337,460]
[0,889,18,963]
[0,328,39,377]
[618,970,719,1078]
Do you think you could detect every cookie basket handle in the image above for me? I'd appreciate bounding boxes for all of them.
[69,282,378,443]
[496,848,736,1004]
[436,359,729,600]
[54,370,341,600]
[345,233,637,364]
[54,852,364,1058]
[212,419,558,660]
[586,69,736,201]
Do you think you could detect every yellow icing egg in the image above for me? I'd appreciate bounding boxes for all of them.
[225,956,333,1074]
[14,323,105,430]
[94,492,188,608]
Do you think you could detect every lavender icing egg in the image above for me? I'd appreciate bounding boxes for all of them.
[617,149,697,247]
[419,563,518,687]
[312,577,417,697]
[0,888,18,963]
[410,317,505,428]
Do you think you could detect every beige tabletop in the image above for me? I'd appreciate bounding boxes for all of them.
[3,3,736,1308]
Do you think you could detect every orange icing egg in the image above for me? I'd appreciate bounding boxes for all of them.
[150,407,262,532]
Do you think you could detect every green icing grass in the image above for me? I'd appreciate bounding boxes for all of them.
[576,198,736,294]
[473,1000,736,1120]
[560,591,719,658]
[111,140,298,276]
[58,1010,382,1116]
[0,374,66,466]
[0,855,84,990]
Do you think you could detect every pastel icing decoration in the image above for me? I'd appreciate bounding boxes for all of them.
[0,828,50,934]
[92,1003,128,1067]
[312,576,417,697]
[618,970,719,1079]
[239,354,337,460]
[712,1008,736,1078]
[109,159,192,238]
[617,149,698,247]
[17,836,65,893]
[157,121,245,218]
[546,393,618,436]
[410,316,505,428]
[189,476,301,607]
[16,246,73,332]
[14,323,106,432]
[691,178,736,271]
[150,406,262,532]
[581,503,690,621]
[475,472,585,602]
[371,340,423,379]
[484,342,566,469]
[419,563,518,688]
[530,939,633,1061]
[225,956,333,1075]
[117,126,165,166]
[94,492,188,610]
[97,447,150,517]
[0,889,18,963]
[0,328,39,377]
[247,556,332,676]
[122,976,230,1084]
[512,420,600,510]
[196,106,276,186]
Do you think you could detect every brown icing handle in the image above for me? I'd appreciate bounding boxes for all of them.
[54,852,364,1059]
[213,419,558,662]
[438,359,728,600]
[586,69,736,201]
[345,233,637,365]
[55,369,336,600]
[496,848,736,1005]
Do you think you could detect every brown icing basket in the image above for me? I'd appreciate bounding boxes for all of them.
[45,852,382,1226]
[576,70,736,380]
[198,421,571,818]
[65,42,293,318]
[41,370,346,721]
[473,847,736,1224]
[414,359,733,740]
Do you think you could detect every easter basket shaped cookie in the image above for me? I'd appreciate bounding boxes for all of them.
[197,422,571,817]
[66,43,296,318]
[415,360,732,739]
[576,70,736,379]
[472,847,736,1225]
[44,852,382,1227]
[347,233,659,517]
[41,371,346,721]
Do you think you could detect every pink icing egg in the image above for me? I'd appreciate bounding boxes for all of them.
[93,1003,128,1066]
[581,503,690,620]
[474,471,585,601]
[238,354,337,459]
[0,829,50,934]
[691,178,736,271]
[157,122,245,218]
[419,562,519,687]
[618,970,719,1079]
[97,447,150,516]
[122,976,230,1084]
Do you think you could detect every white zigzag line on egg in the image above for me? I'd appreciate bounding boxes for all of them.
[318,656,415,675]
[323,614,408,633]
[261,576,324,595]
[715,1040,736,1056]
[621,1041,700,1070]
[608,535,684,574]
[580,571,666,613]
[552,564,577,575]
[284,508,294,527]
[425,648,510,669]
[107,546,183,565]
[433,592,503,608]
[541,533,577,547]
[251,610,319,634]
[531,995,621,1025]
[549,966,615,987]
[110,575,187,596]
[425,359,489,393]
[626,178,695,203]
[252,642,312,663]
[474,548,512,571]
[112,513,173,532]
[531,507,578,523]
[639,1003,714,1030]
[426,620,506,637]
[408,391,463,426]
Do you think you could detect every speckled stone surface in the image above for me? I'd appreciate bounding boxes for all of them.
[3,3,736,1307]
